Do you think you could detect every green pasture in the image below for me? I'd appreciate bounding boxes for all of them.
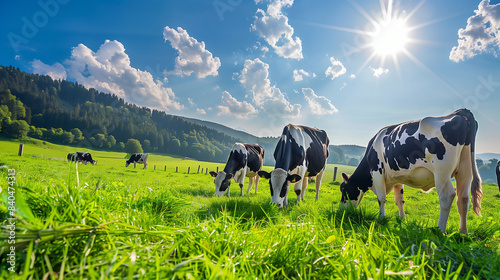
[0,138,499,279]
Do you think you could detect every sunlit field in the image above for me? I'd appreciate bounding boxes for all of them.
[1,138,499,279]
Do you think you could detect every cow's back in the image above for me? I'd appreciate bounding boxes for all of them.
[274,124,329,176]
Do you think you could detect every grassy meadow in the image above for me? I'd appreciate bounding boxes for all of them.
[0,137,499,279]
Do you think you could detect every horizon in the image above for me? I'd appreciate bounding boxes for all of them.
[2,0,500,153]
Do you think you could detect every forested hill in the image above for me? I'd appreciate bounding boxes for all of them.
[0,66,366,165]
[0,66,245,162]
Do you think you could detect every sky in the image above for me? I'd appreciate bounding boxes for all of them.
[1,0,500,154]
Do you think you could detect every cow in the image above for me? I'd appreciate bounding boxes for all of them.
[258,124,330,208]
[67,152,97,165]
[339,109,482,234]
[496,161,500,192]
[210,143,264,197]
[126,153,149,169]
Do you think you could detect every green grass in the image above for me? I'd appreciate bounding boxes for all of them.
[0,138,499,279]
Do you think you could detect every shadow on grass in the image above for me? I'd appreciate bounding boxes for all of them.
[200,199,281,224]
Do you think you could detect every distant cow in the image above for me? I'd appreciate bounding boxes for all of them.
[340,109,482,234]
[496,162,500,192]
[258,124,329,208]
[210,143,264,197]
[125,153,149,169]
[67,152,97,165]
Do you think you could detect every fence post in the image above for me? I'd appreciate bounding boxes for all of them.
[164,166,166,171]
[216,166,219,173]
[18,144,24,156]
[198,165,200,173]
[154,165,156,171]
[333,166,338,182]
[188,167,190,174]
[176,166,178,173]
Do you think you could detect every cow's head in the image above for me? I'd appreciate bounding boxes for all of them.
[258,168,301,208]
[210,171,233,197]
[125,160,131,167]
[340,173,365,208]
[91,160,97,166]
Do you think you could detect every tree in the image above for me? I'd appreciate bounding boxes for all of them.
[125,139,143,154]
[117,142,125,151]
[61,131,74,144]
[347,157,359,167]
[0,105,11,132]
[3,120,30,139]
[71,128,84,143]
[106,135,116,149]
[143,139,151,152]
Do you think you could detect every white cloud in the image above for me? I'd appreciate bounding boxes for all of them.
[163,26,221,78]
[196,108,206,115]
[293,69,310,82]
[349,74,356,79]
[252,0,303,59]
[15,55,21,61]
[450,0,500,62]
[61,40,182,111]
[239,58,301,117]
[325,57,346,80]
[370,67,389,78]
[31,59,67,81]
[302,88,338,115]
[217,91,258,119]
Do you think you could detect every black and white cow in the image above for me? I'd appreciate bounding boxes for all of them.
[340,109,482,234]
[258,124,329,208]
[496,162,500,192]
[210,143,264,197]
[67,152,97,165]
[126,153,149,169]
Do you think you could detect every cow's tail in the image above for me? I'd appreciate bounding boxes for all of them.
[462,109,482,216]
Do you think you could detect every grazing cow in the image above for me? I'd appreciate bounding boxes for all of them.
[126,153,149,169]
[340,109,482,234]
[210,143,264,197]
[496,162,500,192]
[67,152,97,165]
[258,124,330,208]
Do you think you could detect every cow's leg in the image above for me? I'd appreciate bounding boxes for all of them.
[314,168,325,201]
[371,174,387,217]
[238,170,246,196]
[254,176,259,194]
[299,177,308,202]
[455,156,473,235]
[143,160,147,169]
[246,176,254,194]
[134,162,137,168]
[393,184,405,218]
[436,178,456,234]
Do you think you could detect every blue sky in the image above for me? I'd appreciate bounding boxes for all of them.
[2,0,500,153]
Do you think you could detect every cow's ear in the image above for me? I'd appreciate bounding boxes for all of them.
[341,173,350,183]
[226,173,233,180]
[258,171,271,179]
[287,174,301,183]
[209,171,218,177]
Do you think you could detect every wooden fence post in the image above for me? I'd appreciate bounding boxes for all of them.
[198,165,200,173]
[176,166,178,173]
[164,166,166,171]
[18,144,24,156]
[333,166,338,182]
[216,166,219,173]
[188,167,190,174]
[154,165,156,171]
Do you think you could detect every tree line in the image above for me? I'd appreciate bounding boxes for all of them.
[0,66,240,162]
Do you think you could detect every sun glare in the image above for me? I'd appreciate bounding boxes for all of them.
[371,18,409,56]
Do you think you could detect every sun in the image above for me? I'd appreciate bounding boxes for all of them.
[370,17,409,56]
